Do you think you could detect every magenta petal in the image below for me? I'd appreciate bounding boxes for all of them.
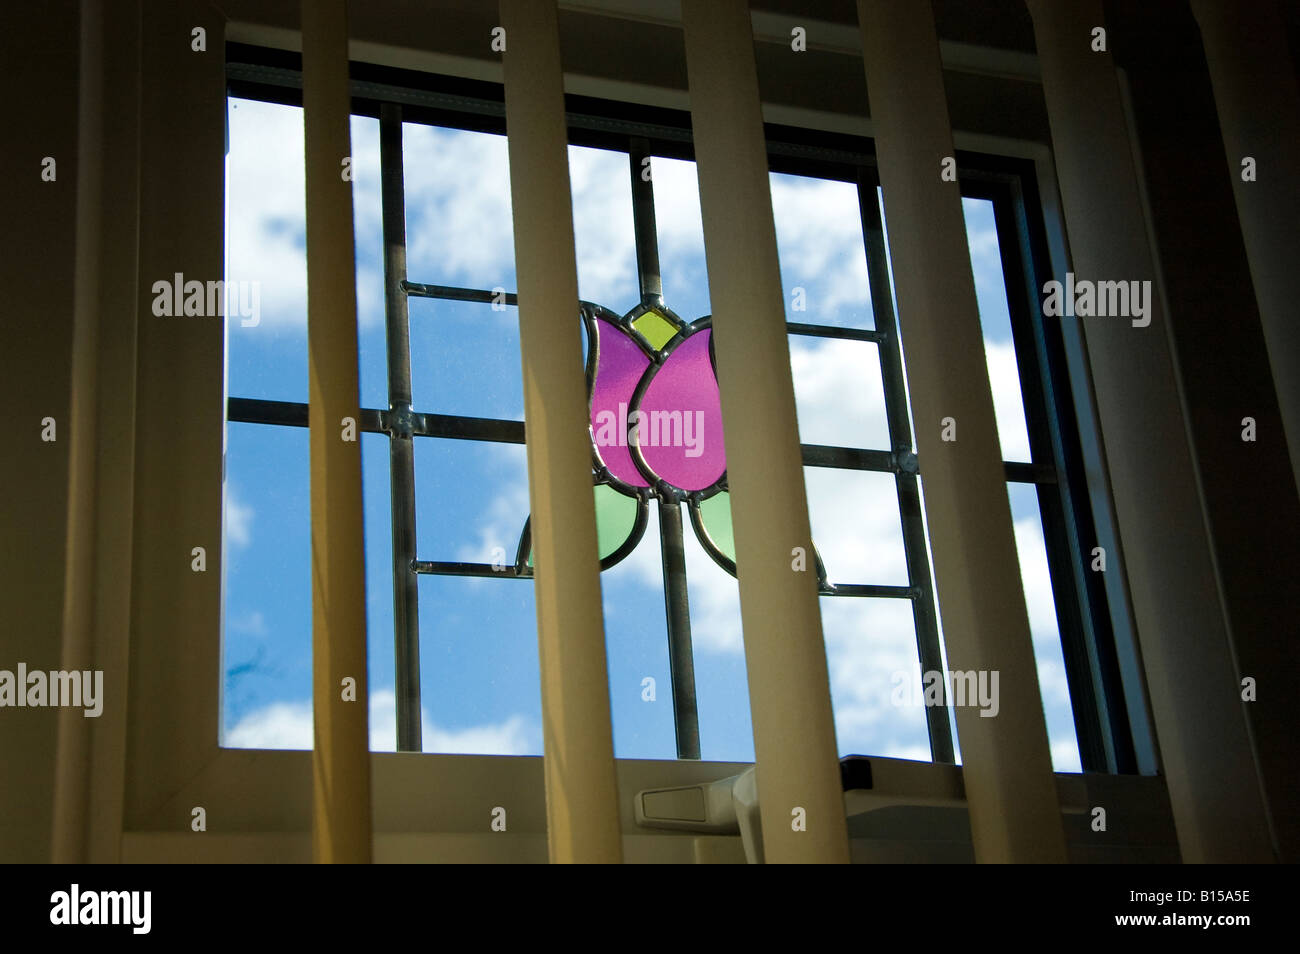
[637,329,726,491]
[591,318,651,487]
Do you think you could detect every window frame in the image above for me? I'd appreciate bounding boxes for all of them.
[220,41,1149,777]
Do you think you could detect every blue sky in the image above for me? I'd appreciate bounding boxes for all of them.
[221,96,1081,771]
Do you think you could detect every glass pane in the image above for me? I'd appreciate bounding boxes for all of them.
[414,438,529,565]
[770,171,874,329]
[417,574,542,755]
[409,298,525,421]
[222,428,396,751]
[568,143,638,315]
[822,597,931,760]
[963,197,1033,463]
[789,335,890,449]
[646,155,712,323]
[226,97,308,404]
[681,516,754,763]
[804,467,909,587]
[221,422,311,747]
[361,432,397,725]
[226,100,382,408]
[600,504,677,759]
[402,123,515,293]
[1007,482,1082,772]
[350,114,388,411]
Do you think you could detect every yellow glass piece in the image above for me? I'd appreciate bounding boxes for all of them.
[632,309,678,351]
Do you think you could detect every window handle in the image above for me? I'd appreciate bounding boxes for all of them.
[633,766,765,863]
[634,756,874,863]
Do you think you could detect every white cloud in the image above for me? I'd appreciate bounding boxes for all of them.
[963,197,1010,322]
[225,99,309,333]
[646,156,712,318]
[347,114,385,332]
[225,701,312,749]
[820,597,934,758]
[369,690,537,754]
[224,689,538,755]
[805,468,910,585]
[648,156,707,259]
[788,336,891,450]
[569,145,637,310]
[1011,510,1062,651]
[225,101,385,335]
[770,173,873,322]
[1009,505,1083,771]
[231,111,646,327]
[402,124,515,290]
[451,443,532,568]
[985,340,1032,462]
[229,609,267,637]
[680,534,745,654]
[385,130,642,312]
[225,486,254,548]
[608,494,745,655]
[1051,737,1082,774]
[881,744,932,763]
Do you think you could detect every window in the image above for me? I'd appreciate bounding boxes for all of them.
[222,48,1137,776]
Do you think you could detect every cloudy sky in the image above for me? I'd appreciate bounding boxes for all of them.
[221,96,1081,772]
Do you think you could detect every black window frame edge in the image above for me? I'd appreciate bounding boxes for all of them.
[222,40,1151,776]
[963,156,1142,776]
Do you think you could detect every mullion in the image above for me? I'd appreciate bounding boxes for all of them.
[380,102,423,753]
[629,137,701,761]
[858,169,955,764]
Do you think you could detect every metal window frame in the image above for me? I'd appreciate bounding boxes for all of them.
[222,43,1135,773]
